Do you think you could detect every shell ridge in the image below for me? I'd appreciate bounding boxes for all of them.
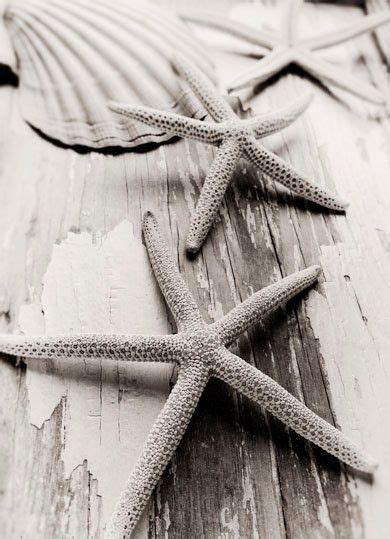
[14,10,105,122]
[4,0,215,148]
[48,0,177,99]
[8,17,82,123]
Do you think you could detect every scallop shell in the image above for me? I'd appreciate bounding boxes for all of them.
[2,0,215,148]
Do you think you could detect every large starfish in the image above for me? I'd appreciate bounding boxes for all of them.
[110,55,346,255]
[180,0,390,104]
[0,212,376,537]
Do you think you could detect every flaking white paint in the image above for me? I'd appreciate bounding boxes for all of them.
[17,220,173,530]
[220,506,240,538]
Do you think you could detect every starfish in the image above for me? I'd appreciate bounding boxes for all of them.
[0,212,376,537]
[180,0,390,104]
[110,55,346,255]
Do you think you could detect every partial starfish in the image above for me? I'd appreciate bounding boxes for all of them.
[0,212,376,537]
[180,0,390,104]
[110,55,346,255]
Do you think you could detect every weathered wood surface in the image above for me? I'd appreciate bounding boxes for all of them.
[0,1,389,537]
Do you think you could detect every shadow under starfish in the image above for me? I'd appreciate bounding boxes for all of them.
[110,54,347,255]
[0,212,376,537]
[180,0,390,105]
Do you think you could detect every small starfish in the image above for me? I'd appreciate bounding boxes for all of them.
[181,0,390,104]
[110,55,346,255]
[0,212,376,537]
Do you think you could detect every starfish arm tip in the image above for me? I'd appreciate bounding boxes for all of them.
[108,100,124,114]
[108,101,148,121]
[366,458,379,474]
[108,102,157,122]
[296,264,322,286]
[335,198,348,212]
[226,73,253,93]
[355,451,378,474]
[143,210,156,226]
[309,264,322,278]
[314,190,348,213]
[226,84,237,94]
[317,190,348,212]
[171,53,185,71]
[185,241,200,256]
[142,211,163,243]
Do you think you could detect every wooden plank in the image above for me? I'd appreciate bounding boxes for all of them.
[0,1,389,538]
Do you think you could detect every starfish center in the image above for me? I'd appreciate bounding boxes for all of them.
[223,122,253,143]
[180,328,222,366]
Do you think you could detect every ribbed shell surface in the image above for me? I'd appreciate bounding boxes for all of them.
[3,0,215,148]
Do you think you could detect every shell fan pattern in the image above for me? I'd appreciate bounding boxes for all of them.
[2,0,215,148]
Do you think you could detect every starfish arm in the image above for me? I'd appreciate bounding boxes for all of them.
[214,350,377,473]
[109,102,223,145]
[245,93,313,138]
[186,139,242,254]
[298,11,390,52]
[179,9,279,51]
[0,333,178,362]
[143,212,204,331]
[106,359,210,537]
[293,50,386,105]
[172,53,235,122]
[212,265,321,345]
[244,140,347,212]
[227,47,293,92]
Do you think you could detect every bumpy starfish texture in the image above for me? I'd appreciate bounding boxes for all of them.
[0,212,376,537]
[181,0,390,104]
[110,55,346,254]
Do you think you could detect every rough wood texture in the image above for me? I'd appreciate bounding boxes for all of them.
[0,1,389,537]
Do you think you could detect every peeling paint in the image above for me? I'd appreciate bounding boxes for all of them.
[220,506,240,538]
[17,221,172,530]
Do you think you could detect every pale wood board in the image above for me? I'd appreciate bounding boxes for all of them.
[0,1,389,538]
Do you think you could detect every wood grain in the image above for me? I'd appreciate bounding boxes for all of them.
[0,1,389,538]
